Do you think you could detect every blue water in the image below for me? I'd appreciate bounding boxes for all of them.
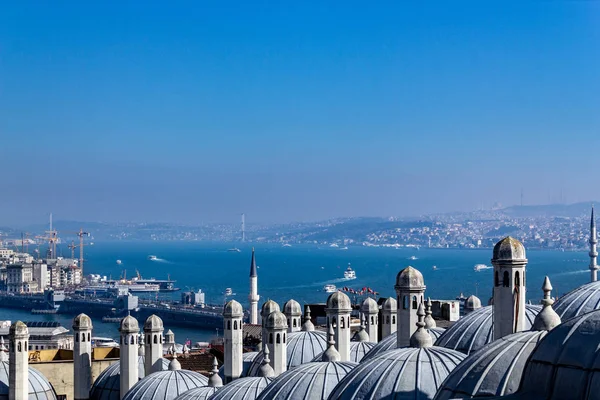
[0,243,591,344]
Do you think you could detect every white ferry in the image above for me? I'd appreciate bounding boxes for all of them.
[323,284,337,293]
[92,337,119,348]
[344,265,356,280]
[116,259,122,265]
[409,256,418,261]
[474,264,492,272]
[224,288,235,296]
[148,255,158,261]
[227,248,241,253]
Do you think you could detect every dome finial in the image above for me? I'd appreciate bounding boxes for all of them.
[533,276,561,331]
[410,302,433,348]
[258,344,275,377]
[356,315,370,342]
[322,325,341,362]
[208,356,223,387]
[302,306,315,331]
[168,354,181,371]
[424,297,436,329]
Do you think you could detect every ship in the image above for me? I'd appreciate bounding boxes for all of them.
[323,284,337,293]
[409,256,418,260]
[227,248,241,253]
[344,264,356,280]
[474,264,492,272]
[224,288,235,296]
[148,255,158,261]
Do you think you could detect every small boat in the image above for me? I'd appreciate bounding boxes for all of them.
[228,248,241,253]
[148,255,158,261]
[323,284,337,293]
[92,337,119,348]
[344,264,356,280]
[432,265,438,271]
[282,244,292,247]
[474,264,492,272]
[116,259,122,265]
[409,256,418,261]
[339,246,348,250]
[329,243,339,248]
[224,288,235,296]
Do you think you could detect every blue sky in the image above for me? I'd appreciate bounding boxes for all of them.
[1,1,599,225]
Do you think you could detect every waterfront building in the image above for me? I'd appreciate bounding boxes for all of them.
[0,321,73,351]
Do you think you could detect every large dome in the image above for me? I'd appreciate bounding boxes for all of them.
[247,330,327,376]
[219,352,259,379]
[492,237,526,261]
[361,327,445,362]
[312,341,376,364]
[0,361,57,400]
[173,386,218,400]
[434,305,540,355]
[553,280,600,321]
[434,330,547,399]
[91,356,170,400]
[256,361,357,400]
[328,347,465,400]
[209,377,274,400]
[122,366,208,400]
[516,309,600,400]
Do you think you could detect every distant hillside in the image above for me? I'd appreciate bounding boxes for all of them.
[500,202,596,218]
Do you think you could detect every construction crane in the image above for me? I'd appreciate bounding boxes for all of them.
[68,240,77,259]
[66,229,90,276]
[35,214,58,259]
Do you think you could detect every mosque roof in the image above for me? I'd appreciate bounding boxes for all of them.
[553,279,600,321]
[173,386,218,400]
[143,315,163,331]
[224,300,244,317]
[312,341,376,364]
[326,292,352,311]
[283,300,302,316]
[361,328,446,362]
[0,361,57,400]
[209,377,274,400]
[122,366,208,400]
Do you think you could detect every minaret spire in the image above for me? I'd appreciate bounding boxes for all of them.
[248,248,259,324]
[590,206,598,282]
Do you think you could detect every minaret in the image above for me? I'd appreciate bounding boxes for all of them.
[261,300,280,348]
[248,248,260,324]
[532,276,561,331]
[590,206,598,282]
[361,297,379,343]
[325,291,352,361]
[492,236,527,340]
[73,314,93,400]
[395,266,426,347]
[223,300,243,383]
[143,315,164,375]
[265,310,287,376]
[164,329,175,347]
[424,298,436,329]
[119,315,139,399]
[381,297,397,339]
[283,299,302,333]
[9,321,29,400]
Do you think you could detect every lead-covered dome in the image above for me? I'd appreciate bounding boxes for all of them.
[464,295,481,311]
[0,361,57,400]
[326,292,351,311]
[261,300,280,318]
[73,313,93,330]
[395,266,425,289]
[492,237,526,261]
[328,347,465,400]
[360,297,379,314]
[120,315,139,333]
[553,280,600,321]
[382,297,397,311]
[265,311,287,330]
[220,352,259,379]
[122,363,208,400]
[144,315,163,331]
[361,328,446,362]
[434,305,540,355]
[209,377,274,400]
[224,300,244,317]
[90,356,170,400]
[174,386,218,400]
[256,361,357,400]
[312,341,376,364]
[283,300,302,316]
[434,330,547,399]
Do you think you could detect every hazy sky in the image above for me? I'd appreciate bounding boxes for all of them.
[1,1,599,225]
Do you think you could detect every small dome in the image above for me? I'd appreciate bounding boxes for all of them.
[247,331,328,376]
[516,309,600,400]
[283,300,302,316]
[464,295,482,310]
[395,266,425,290]
[434,330,547,400]
[73,313,93,330]
[382,297,397,311]
[261,300,280,318]
[219,352,259,379]
[435,305,540,355]
[553,280,600,321]
[224,300,244,317]
[312,341,376,364]
[361,328,446,362]
[265,311,287,330]
[120,315,139,333]
[0,361,57,400]
[256,361,357,400]
[9,321,28,336]
[122,369,208,400]
[90,356,170,400]
[360,297,379,314]
[328,347,465,400]
[210,377,274,400]
[144,315,164,331]
[174,386,218,400]
[326,291,352,311]
[492,237,526,262]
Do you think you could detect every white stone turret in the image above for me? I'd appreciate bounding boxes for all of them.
[261,300,280,346]
[164,329,175,347]
[249,248,260,324]
[223,300,243,383]
[492,237,527,340]
[143,315,164,375]
[325,291,352,361]
[361,297,379,343]
[395,266,426,347]
[590,206,598,282]
[381,297,397,339]
[9,321,28,400]
[119,314,139,399]
[266,310,287,376]
[73,314,93,400]
[283,299,302,333]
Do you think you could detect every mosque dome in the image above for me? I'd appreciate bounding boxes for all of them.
[553,280,600,321]
[120,315,139,333]
[247,331,327,376]
[395,266,425,289]
[434,330,547,399]
[328,347,465,400]
[256,361,357,400]
[312,341,376,364]
[326,292,352,311]
[261,300,280,318]
[219,352,259,379]
[434,305,540,355]
[10,321,28,336]
[361,328,446,362]
[0,361,57,400]
[224,300,244,317]
[144,315,163,331]
[90,356,170,400]
[283,300,302,316]
[361,297,379,314]
[209,377,274,400]
[173,386,218,400]
[464,295,482,310]
[265,311,287,330]
[73,313,93,330]
[514,309,600,400]
[492,237,526,261]
[382,297,397,311]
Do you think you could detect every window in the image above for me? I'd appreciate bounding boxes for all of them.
[403,296,409,310]
[392,316,396,324]
[75,334,79,343]
[412,296,418,310]
[287,318,291,328]
[154,335,158,344]
[332,317,337,329]
[293,319,297,328]
[130,336,134,345]
[269,333,273,344]
[341,317,345,329]
[276,333,281,344]
[503,271,509,287]
[515,271,520,287]
[283,333,286,343]
[17,342,21,352]
[88,333,91,341]
[495,271,499,287]
[234,320,238,330]
[81,333,85,342]
[227,321,231,330]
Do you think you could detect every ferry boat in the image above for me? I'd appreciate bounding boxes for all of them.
[474,264,492,272]
[432,265,438,271]
[344,265,356,280]
[227,248,241,253]
[92,337,119,348]
[116,259,122,265]
[409,256,418,261]
[323,284,337,293]
[148,255,158,261]
[224,288,235,296]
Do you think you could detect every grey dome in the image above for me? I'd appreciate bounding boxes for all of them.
[328,347,465,400]
[224,300,244,317]
[0,361,57,400]
[362,327,446,362]
[434,305,540,355]
[265,311,287,330]
[312,341,376,364]
[256,361,357,400]
[553,280,600,321]
[219,352,259,379]
[464,295,481,310]
[73,313,93,330]
[144,315,164,331]
[174,386,218,400]
[247,331,327,376]
[209,377,274,400]
[361,297,379,314]
[382,297,397,311]
[283,300,302,316]
[122,369,208,400]
[326,292,352,311]
[492,237,526,261]
[120,315,139,333]
[91,356,170,400]
[261,300,280,318]
[516,309,600,400]
[395,266,425,289]
[434,330,547,399]
[10,321,28,336]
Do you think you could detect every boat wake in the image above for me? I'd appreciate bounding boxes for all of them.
[551,269,589,277]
